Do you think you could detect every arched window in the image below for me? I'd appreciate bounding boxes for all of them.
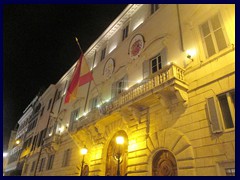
[152,150,177,176]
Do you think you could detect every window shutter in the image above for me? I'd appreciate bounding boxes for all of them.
[88,98,93,111]
[111,82,117,99]
[143,60,150,79]
[123,74,128,89]
[62,151,66,167]
[206,97,223,133]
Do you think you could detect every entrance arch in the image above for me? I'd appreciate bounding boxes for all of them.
[147,128,196,176]
[105,130,128,176]
[152,150,177,176]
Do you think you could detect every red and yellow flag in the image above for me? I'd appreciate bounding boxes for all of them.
[64,53,93,104]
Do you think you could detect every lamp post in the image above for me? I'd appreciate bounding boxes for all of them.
[116,136,124,176]
[80,146,88,176]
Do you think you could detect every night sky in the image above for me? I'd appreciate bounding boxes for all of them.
[3,4,127,151]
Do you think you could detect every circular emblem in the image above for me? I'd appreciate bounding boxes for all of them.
[103,58,115,79]
[129,34,144,59]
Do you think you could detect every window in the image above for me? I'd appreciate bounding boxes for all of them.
[39,158,46,172]
[151,4,159,14]
[40,107,45,116]
[101,47,106,61]
[62,149,71,167]
[31,134,38,151]
[56,90,62,101]
[206,90,235,133]
[143,48,167,79]
[23,163,29,174]
[69,108,79,131]
[47,99,52,111]
[151,54,162,74]
[218,91,235,129]
[37,129,46,147]
[200,14,228,58]
[30,161,36,172]
[117,76,127,95]
[89,97,98,110]
[47,154,55,170]
[122,25,129,41]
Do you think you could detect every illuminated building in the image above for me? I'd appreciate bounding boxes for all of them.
[11,4,235,176]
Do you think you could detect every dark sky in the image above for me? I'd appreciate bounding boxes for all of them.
[3,4,127,150]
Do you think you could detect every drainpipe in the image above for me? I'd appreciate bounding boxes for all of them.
[177,4,185,52]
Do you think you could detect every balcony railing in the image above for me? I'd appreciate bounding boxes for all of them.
[70,62,187,132]
[103,62,186,113]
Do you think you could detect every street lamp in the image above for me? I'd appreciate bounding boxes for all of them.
[16,140,20,145]
[116,136,124,176]
[80,146,88,176]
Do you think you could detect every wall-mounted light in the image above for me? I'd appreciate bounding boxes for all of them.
[105,99,111,103]
[186,49,196,61]
[96,104,101,108]
[3,152,8,158]
[59,127,64,133]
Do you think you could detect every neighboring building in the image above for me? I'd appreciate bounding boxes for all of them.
[21,85,56,176]
[7,4,235,176]
[4,96,39,175]
[3,129,17,176]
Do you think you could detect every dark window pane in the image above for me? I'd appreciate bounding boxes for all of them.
[205,35,216,57]
[152,59,157,66]
[158,56,162,70]
[230,91,235,107]
[202,22,210,36]
[214,29,227,51]
[152,66,157,73]
[211,15,221,30]
[218,95,234,129]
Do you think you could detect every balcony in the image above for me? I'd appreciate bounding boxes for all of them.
[43,134,61,153]
[105,62,188,113]
[70,62,188,132]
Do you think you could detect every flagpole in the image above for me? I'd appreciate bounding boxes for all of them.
[75,37,83,53]
[74,37,104,113]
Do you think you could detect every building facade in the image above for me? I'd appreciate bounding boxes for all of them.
[7,4,235,176]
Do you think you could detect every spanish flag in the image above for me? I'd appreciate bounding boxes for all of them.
[64,53,93,104]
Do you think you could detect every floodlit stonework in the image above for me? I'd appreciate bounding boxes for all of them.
[5,4,235,176]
